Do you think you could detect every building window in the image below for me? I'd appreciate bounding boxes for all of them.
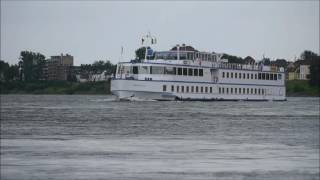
[171,85,174,92]
[222,72,225,78]
[188,68,193,76]
[163,85,167,92]
[210,87,212,93]
[194,69,199,76]
[199,69,203,76]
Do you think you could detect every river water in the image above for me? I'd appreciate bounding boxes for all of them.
[1,95,319,180]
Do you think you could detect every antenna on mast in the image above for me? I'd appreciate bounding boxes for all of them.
[141,32,157,61]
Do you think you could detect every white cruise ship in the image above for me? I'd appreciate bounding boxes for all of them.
[111,36,286,101]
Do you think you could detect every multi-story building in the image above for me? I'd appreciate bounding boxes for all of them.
[47,54,74,81]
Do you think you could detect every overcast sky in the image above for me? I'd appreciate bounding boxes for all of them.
[1,1,319,65]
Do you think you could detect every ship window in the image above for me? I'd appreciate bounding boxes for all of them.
[255,74,257,79]
[176,86,179,92]
[254,88,257,94]
[181,86,184,93]
[165,67,176,75]
[231,88,233,94]
[222,72,225,78]
[205,87,208,93]
[199,69,203,76]
[235,88,237,94]
[251,74,253,79]
[196,86,199,93]
[227,72,229,78]
[222,88,224,94]
[258,89,261,95]
[183,68,188,76]
[278,74,282,80]
[239,88,241,94]
[194,69,199,76]
[219,87,221,94]
[231,72,233,78]
[266,73,270,80]
[239,73,241,79]
[171,85,174,92]
[258,73,261,79]
[251,88,253,94]
[226,88,229,94]
[235,73,238,78]
[163,85,167,92]
[274,74,278,80]
[262,89,264,95]
[270,74,274,80]
[247,73,249,79]
[186,86,189,93]
[151,66,164,74]
[191,86,194,93]
[210,87,212,93]
[262,73,265,80]
[188,68,193,76]
[247,88,249,94]
[139,66,149,74]
[201,86,203,93]
[133,66,139,74]
[178,68,182,75]
[243,73,246,79]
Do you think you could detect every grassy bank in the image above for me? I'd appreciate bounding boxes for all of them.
[0,81,111,94]
[286,80,319,97]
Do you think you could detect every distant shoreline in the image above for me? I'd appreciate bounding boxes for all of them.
[1,80,319,97]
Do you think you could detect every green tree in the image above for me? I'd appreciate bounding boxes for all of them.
[243,56,255,64]
[20,51,46,81]
[135,47,146,60]
[300,50,320,87]
[221,54,243,64]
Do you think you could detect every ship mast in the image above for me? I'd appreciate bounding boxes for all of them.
[141,32,157,61]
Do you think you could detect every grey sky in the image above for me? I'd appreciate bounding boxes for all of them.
[1,1,319,65]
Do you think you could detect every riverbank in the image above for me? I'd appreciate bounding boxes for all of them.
[286,80,319,97]
[1,80,319,97]
[0,81,110,94]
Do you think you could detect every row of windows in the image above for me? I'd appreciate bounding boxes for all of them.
[222,71,282,80]
[131,66,204,76]
[163,85,212,93]
[163,85,267,95]
[218,87,266,95]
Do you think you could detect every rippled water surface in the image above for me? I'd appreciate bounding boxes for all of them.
[1,95,319,180]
